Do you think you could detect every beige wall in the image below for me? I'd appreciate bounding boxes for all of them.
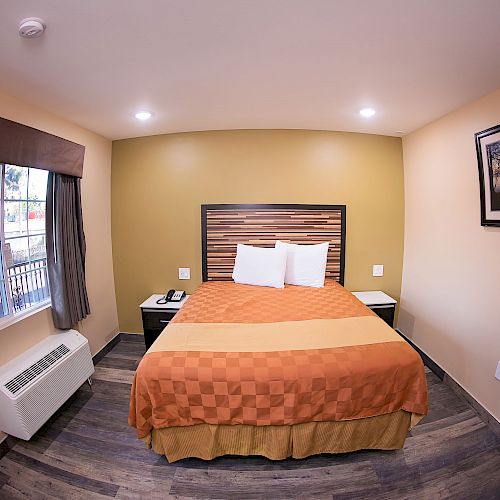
[112,129,404,332]
[0,90,119,365]
[400,89,500,421]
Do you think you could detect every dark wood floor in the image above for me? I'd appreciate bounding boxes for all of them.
[0,335,499,499]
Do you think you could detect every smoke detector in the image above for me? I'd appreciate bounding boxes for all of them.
[19,18,46,38]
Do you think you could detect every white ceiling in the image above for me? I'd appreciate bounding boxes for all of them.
[1,0,500,140]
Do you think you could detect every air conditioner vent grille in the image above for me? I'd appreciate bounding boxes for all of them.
[4,344,70,395]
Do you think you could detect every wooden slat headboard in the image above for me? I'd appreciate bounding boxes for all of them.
[201,204,346,285]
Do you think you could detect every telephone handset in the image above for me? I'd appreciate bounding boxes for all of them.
[156,289,186,305]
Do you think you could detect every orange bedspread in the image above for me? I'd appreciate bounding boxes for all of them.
[171,280,372,323]
[129,281,428,438]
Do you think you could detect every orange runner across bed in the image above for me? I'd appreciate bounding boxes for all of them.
[129,281,428,438]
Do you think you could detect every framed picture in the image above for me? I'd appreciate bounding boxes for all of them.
[476,124,500,226]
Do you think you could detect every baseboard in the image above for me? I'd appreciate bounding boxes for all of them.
[92,332,145,364]
[395,328,445,380]
[0,434,15,460]
[396,328,500,438]
[0,437,8,459]
[92,331,122,364]
[443,373,500,437]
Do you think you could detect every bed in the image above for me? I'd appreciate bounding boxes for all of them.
[129,204,428,462]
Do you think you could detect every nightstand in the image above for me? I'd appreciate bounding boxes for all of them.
[139,294,189,350]
[351,291,397,327]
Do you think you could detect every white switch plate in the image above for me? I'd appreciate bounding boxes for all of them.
[178,267,190,280]
[372,264,384,277]
[495,361,500,381]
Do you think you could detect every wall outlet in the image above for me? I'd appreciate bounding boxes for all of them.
[178,267,190,280]
[372,264,384,277]
[495,361,500,381]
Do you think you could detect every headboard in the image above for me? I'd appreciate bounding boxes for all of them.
[201,204,346,285]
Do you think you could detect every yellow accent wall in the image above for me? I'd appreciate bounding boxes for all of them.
[112,130,404,332]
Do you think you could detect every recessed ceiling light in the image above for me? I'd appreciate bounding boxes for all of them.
[134,111,152,121]
[359,108,376,118]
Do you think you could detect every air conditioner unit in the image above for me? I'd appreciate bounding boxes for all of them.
[0,329,94,440]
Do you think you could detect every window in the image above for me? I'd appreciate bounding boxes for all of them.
[0,164,50,319]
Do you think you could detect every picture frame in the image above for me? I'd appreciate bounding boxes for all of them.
[475,124,500,227]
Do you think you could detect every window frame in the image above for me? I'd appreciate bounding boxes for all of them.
[0,163,51,331]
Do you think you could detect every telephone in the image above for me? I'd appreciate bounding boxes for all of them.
[156,289,186,304]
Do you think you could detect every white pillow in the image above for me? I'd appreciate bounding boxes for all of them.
[275,241,329,288]
[232,244,287,289]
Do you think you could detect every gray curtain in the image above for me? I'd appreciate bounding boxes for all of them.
[46,172,90,329]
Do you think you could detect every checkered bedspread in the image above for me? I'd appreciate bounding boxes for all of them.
[129,281,428,438]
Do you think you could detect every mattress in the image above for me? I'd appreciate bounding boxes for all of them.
[129,280,428,461]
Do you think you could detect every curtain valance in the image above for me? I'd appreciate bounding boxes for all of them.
[0,116,85,177]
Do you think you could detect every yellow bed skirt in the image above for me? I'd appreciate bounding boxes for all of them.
[142,410,421,463]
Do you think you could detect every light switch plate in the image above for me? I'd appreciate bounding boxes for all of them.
[495,361,500,381]
[178,267,190,280]
[372,264,384,277]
